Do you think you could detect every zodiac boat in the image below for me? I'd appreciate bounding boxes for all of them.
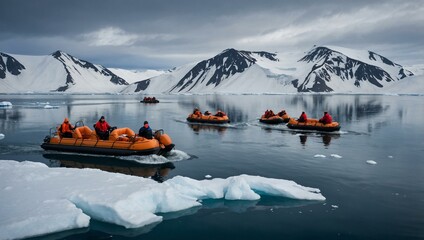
[41,125,174,156]
[186,114,230,124]
[259,113,291,124]
[286,118,341,132]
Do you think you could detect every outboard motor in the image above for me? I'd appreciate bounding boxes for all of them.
[155,130,175,155]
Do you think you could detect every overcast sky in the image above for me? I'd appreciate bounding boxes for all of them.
[1,0,423,69]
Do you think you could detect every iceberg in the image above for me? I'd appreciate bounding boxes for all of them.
[0,160,325,239]
[0,101,12,109]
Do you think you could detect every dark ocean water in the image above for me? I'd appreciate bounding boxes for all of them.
[0,94,423,240]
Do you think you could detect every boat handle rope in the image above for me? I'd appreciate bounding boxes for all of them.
[111,140,117,148]
[93,139,99,147]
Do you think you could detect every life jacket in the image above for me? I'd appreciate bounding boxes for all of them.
[299,113,307,122]
[321,114,332,124]
[95,121,111,132]
[60,123,72,133]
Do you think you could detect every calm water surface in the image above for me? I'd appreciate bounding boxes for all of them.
[0,94,423,240]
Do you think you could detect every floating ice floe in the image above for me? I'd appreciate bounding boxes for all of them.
[314,154,326,158]
[0,160,325,239]
[388,156,394,159]
[366,160,377,165]
[205,175,212,179]
[0,101,12,109]
[0,134,4,140]
[44,104,59,109]
[330,154,342,159]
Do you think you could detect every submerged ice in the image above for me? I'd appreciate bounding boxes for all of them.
[0,160,325,239]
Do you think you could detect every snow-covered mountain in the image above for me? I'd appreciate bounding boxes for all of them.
[294,46,414,93]
[123,48,296,94]
[0,51,129,93]
[124,46,419,94]
[1,46,422,94]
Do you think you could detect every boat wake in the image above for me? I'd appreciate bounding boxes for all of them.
[118,149,192,164]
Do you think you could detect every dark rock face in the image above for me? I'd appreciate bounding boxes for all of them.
[51,50,128,91]
[0,53,26,79]
[170,48,278,92]
[296,47,413,92]
[134,79,151,92]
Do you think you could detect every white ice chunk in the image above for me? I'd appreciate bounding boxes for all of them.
[330,154,342,158]
[225,177,260,200]
[314,154,326,158]
[44,104,59,109]
[366,160,377,165]
[0,133,4,140]
[205,174,212,179]
[0,160,325,239]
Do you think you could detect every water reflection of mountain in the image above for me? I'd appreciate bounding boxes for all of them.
[0,108,23,132]
[188,123,228,134]
[43,153,175,182]
[287,95,391,123]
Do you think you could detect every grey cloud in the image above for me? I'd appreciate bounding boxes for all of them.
[1,0,423,68]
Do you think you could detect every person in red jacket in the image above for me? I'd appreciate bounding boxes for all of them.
[58,117,75,138]
[319,112,333,124]
[95,116,112,140]
[298,111,307,122]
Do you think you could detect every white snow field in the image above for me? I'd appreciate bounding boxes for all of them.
[0,160,325,239]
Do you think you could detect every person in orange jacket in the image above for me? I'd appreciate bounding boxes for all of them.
[215,110,226,117]
[298,112,307,122]
[193,108,202,117]
[58,117,75,138]
[319,112,333,124]
[95,116,112,140]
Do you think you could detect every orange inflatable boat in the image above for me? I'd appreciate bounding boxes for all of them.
[187,113,230,124]
[41,125,174,156]
[286,118,341,132]
[259,112,291,124]
[259,115,285,124]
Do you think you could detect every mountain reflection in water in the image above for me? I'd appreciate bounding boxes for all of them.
[187,123,228,134]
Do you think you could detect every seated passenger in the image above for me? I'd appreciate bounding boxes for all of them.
[215,110,226,117]
[95,116,112,140]
[319,112,333,124]
[193,108,202,117]
[278,110,287,117]
[298,112,307,122]
[204,111,211,116]
[139,121,153,139]
[58,117,75,138]
[264,109,270,118]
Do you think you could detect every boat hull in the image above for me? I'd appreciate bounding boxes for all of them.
[41,142,160,156]
[140,100,159,103]
[287,118,341,132]
[41,126,174,156]
[187,114,230,124]
[259,114,290,124]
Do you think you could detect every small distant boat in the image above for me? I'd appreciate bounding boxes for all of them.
[0,101,12,109]
[187,113,230,124]
[140,97,159,103]
[41,124,175,156]
[287,118,341,132]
